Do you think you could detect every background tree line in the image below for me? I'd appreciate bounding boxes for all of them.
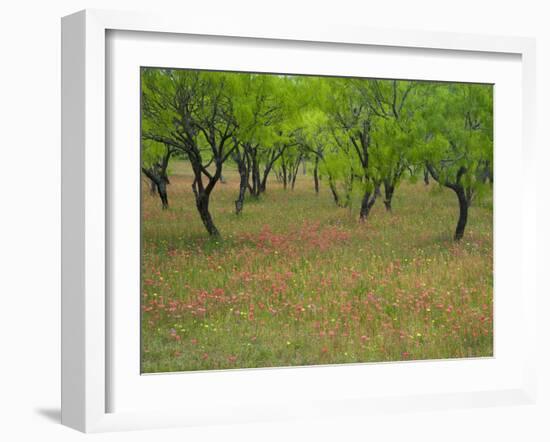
[141,68,493,241]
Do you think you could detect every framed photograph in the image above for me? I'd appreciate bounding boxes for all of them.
[61,9,537,433]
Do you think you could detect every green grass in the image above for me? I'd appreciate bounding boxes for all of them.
[141,161,493,373]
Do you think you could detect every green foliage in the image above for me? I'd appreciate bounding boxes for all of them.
[142,67,493,235]
[417,82,493,193]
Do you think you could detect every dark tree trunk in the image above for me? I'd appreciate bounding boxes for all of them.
[313,155,320,195]
[281,162,288,190]
[235,167,247,215]
[157,180,169,210]
[195,192,219,237]
[246,144,261,198]
[142,144,172,210]
[453,186,469,241]
[424,168,430,185]
[190,153,222,237]
[328,176,340,206]
[254,166,261,196]
[232,148,248,215]
[259,163,273,194]
[290,154,303,190]
[426,163,471,241]
[291,167,298,190]
[256,145,286,195]
[251,159,261,196]
[149,178,157,195]
[359,185,378,221]
[383,180,394,212]
[142,167,169,209]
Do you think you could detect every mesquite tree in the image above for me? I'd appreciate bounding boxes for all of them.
[275,144,305,190]
[353,79,418,212]
[325,79,381,221]
[141,68,239,236]
[141,140,173,209]
[419,82,493,240]
[141,67,493,240]
[319,144,358,208]
[296,108,333,195]
[230,74,296,212]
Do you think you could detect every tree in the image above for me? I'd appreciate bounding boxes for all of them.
[353,79,417,212]
[230,74,294,212]
[141,68,239,236]
[318,143,358,208]
[275,143,304,190]
[419,82,493,240]
[296,108,332,195]
[230,138,248,215]
[141,140,173,209]
[325,78,381,221]
[141,68,493,241]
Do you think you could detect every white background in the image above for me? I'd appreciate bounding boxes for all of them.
[1,0,548,441]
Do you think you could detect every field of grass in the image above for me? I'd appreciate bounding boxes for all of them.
[141,161,493,373]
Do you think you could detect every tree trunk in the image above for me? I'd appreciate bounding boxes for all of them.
[291,168,298,190]
[235,160,247,215]
[232,147,248,214]
[328,176,340,206]
[247,145,261,197]
[157,180,169,210]
[426,163,470,241]
[149,178,157,195]
[453,186,469,241]
[383,180,394,212]
[359,186,378,221]
[251,159,261,197]
[313,156,319,195]
[142,167,169,209]
[259,164,272,194]
[195,192,219,237]
[253,166,261,196]
[290,155,303,190]
[344,175,354,208]
[424,168,430,185]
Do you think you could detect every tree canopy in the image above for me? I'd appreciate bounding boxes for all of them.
[141,67,493,240]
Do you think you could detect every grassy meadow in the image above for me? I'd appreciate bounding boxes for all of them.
[141,161,493,373]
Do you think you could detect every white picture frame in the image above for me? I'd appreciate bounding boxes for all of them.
[61,9,537,433]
